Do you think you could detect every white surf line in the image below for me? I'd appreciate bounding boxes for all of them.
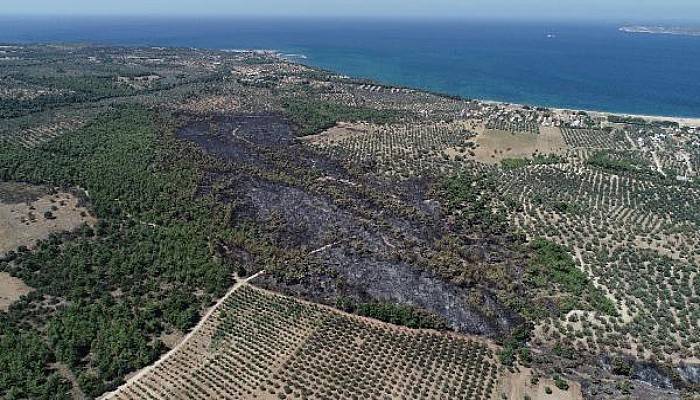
[99,270,266,400]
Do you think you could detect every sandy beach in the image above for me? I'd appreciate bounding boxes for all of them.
[557,108,700,128]
[481,99,700,128]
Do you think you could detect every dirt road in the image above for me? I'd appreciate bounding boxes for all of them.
[99,270,266,400]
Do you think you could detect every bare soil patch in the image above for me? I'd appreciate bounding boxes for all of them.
[0,183,93,311]
[0,272,33,311]
[472,126,566,164]
[496,367,583,400]
[301,122,371,144]
[0,183,95,255]
[159,330,185,350]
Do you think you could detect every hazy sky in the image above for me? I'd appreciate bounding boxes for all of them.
[5,0,700,21]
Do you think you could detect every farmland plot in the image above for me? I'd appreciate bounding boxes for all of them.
[107,284,502,400]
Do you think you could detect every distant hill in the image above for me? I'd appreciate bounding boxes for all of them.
[620,25,700,36]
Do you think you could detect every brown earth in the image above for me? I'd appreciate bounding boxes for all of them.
[496,367,583,400]
[0,186,95,255]
[103,275,503,400]
[300,121,371,144]
[0,182,94,311]
[472,126,567,164]
[0,272,33,311]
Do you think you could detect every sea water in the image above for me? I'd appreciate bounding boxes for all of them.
[1,16,699,117]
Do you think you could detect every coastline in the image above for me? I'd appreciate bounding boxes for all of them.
[279,54,700,128]
[619,26,700,37]
[5,42,700,129]
[1,18,699,120]
[552,108,700,128]
[584,111,700,128]
[477,99,700,128]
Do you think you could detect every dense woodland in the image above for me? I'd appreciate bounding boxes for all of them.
[282,98,409,136]
[1,107,236,397]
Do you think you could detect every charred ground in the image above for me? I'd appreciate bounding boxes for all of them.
[176,113,525,338]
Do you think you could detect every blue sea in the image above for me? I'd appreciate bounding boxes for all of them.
[2,16,699,117]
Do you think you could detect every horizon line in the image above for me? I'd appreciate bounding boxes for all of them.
[1,13,699,24]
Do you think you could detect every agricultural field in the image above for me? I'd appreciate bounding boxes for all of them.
[471,126,567,164]
[488,119,700,397]
[500,164,700,361]
[560,128,628,150]
[106,283,505,400]
[1,45,699,400]
[0,109,89,148]
[485,120,540,135]
[305,121,476,176]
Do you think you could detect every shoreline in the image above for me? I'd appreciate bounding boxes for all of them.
[287,57,700,127]
[620,26,700,37]
[6,42,700,128]
[272,51,700,128]
[477,99,700,128]
[553,107,700,128]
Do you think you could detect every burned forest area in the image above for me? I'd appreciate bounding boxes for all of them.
[177,113,524,337]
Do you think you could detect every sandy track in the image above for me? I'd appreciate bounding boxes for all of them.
[99,270,266,400]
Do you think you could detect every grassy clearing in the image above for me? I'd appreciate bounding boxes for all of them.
[472,126,566,164]
[0,188,94,255]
